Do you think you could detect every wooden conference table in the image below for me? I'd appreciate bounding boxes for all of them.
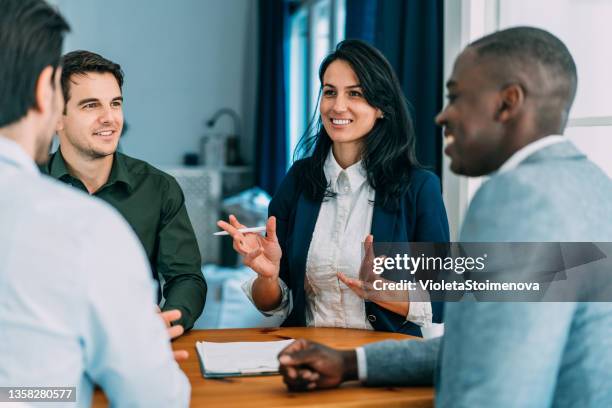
[92,327,434,407]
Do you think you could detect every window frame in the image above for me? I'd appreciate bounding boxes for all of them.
[442,0,612,239]
[286,0,346,167]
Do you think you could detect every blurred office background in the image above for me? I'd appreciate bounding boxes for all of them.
[49,0,612,333]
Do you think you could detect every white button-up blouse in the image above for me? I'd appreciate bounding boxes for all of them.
[243,150,432,328]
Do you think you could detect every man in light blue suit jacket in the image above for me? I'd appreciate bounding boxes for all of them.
[278,27,612,407]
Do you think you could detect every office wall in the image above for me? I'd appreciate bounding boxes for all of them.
[52,0,258,166]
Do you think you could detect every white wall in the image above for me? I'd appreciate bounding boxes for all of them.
[53,0,258,166]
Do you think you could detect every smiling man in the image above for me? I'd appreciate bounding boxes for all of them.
[42,50,206,331]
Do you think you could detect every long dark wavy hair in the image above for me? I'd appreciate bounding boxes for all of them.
[293,39,420,211]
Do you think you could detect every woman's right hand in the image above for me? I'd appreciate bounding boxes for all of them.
[217,215,282,280]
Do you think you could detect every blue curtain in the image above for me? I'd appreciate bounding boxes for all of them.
[345,0,378,44]
[255,0,289,195]
[346,0,444,177]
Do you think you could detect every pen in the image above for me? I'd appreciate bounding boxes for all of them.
[213,226,267,236]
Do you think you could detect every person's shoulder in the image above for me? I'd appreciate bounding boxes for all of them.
[287,158,311,177]
[409,168,440,188]
[481,158,605,209]
[118,152,181,192]
[462,171,557,241]
[14,173,134,244]
[118,152,169,179]
[518,148,612,197]
[48,177,130,227]
[274,158,310,195]
[471,170,537,210]
[268,158,312,215]
[405,168,442,200]
[28,172,99,210]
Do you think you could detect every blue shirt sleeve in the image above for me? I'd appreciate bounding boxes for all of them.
[82,205,190,407]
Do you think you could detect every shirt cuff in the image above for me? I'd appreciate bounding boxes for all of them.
[355,347,368,382]
[406,301,433,327]
[241,276,292,318]
[406,281,433,327]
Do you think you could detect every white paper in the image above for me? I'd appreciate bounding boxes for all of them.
[196,339,294,375]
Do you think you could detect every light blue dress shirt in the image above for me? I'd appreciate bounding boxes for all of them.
[0,137,190,407]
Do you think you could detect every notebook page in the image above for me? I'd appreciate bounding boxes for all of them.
[196,339,294,374]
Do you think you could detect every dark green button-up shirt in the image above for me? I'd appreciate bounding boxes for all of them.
[42,149,206,330]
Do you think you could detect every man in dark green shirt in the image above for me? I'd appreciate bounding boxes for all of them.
[42,50,206,331]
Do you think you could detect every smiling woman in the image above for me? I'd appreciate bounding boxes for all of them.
[217,40,450,337]
[295,40,421,210]
[319,59,383,168]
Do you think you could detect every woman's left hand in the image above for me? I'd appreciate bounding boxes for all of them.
[337,234,379,300]
[337,271,370,299]
[337,234,410,316]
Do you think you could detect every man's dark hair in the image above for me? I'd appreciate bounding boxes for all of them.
[0,0,70,127]
[469,26,577,129]
[60,50,124,107]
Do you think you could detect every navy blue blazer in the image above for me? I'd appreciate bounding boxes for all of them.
[268,159,450,336]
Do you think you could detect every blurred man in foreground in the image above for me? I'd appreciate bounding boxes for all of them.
[0,0,190,406]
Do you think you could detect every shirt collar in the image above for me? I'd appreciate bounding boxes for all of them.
[0,135,40,176]
[49,148,133,191]
[48,148,71,179]
[110,152,133,190]
[323,148,368,192]
[498,135,566,174]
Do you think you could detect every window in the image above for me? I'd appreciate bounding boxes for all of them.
[498,0,612,177]
[443,0,612,239]
[287,0,346,167]
[442,0,498,238]
[288,8,309,167]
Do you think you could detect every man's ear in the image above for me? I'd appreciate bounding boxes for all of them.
[496,83,525,122]
[55,115,65,132]
[33,66,55,115]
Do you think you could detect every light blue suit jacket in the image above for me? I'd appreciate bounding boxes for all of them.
[363,141,612,407]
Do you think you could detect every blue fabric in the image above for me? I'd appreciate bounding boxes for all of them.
[268,159,449,336]
[255,0,288,195]
[345,0,378,45]
[345,0,444,176]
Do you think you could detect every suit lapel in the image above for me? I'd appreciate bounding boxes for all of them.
[291,194,322,284]
[371,192,398,243]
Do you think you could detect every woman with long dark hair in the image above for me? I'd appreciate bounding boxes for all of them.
[218,39,449,335]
